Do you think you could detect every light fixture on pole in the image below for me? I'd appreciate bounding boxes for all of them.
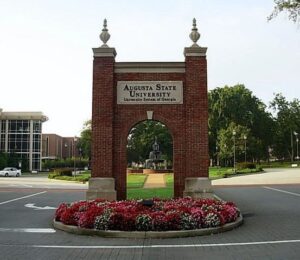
[294,131,299,160]
[233,130,236,173]
[64,143,69,159]
[79,147,82,161]
[297,137,299,160]
[243,135,247,163]
[224,144,227,167]
[216,145,219,167]
[73,136,77,177]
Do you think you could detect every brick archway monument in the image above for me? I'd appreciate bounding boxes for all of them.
[87,19,213,201]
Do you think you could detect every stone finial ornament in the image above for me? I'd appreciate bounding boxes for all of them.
[100,18,110,47]
[189,18,200,47]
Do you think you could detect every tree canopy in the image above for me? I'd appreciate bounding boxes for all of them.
[77,120,91,159]
[268,0,300,23]
[127,121,172,164]
[79,85,300,166]
[208,84,274,164]
[270,93,300,161]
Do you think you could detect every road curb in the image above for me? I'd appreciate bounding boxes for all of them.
[53,214,243,239]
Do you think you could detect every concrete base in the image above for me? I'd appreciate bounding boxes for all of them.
[183,177,214,199]
[86,177,117,201]
[53,214,243,238]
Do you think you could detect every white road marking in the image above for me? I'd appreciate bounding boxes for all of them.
[0,228,55,233]
[24,203,57,210]
[6,239,296,249]
[9,184,33,188]
[213,194,224,201]
[263,186,300,197]
[0,191,47,205]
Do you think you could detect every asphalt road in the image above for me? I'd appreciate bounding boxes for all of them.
[0,175,300,259]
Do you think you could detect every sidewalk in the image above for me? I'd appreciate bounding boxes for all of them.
[143,174,166,188]
[212,168,300,186]
[0,175,88,189]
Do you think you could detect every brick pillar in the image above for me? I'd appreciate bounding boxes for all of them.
[183,46,213,199]
[86,47,117,201]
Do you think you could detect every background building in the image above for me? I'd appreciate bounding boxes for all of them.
[42,134,80,160]
[0,108,48,171]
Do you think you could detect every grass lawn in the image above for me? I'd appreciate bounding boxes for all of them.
[209,167,232,179]
[164,173,174,187]
[209,167,263,179]
[127,173,174,199]
[127,174,148,188]
[48,167,263,199]
[48,171,91,182]
[259,161,299,168]
[126,167,263,199]
[127,187,173,200]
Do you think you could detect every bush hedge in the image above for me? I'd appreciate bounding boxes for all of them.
[43,159,89,171]
[236,162,256,170]
[53,168,73,176]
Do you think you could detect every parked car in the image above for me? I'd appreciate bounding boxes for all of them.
[0,167,22,177]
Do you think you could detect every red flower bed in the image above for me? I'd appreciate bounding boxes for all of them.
[54,197,240,231]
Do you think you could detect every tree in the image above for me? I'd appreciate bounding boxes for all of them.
[217,122,262,166]
[77,119,172,165]
[270,93,300,161]
[127,121,172,164]
[78,120,91,159]
[268,0,300,23]
[0,153,8,170]
[7,152,19,168]
[208,84,274,163]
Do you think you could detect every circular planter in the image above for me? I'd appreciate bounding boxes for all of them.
[53,214,243,239]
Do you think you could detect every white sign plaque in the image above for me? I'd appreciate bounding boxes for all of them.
[117,81,183,104]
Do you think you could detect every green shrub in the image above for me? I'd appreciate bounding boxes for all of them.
[48,172,60,179]
[42,158,89,171]
[0,153,8,170]
[236,162,256,170]
[48,171,90,182]
[53,168,73,176]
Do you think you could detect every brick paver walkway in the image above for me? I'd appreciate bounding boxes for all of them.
[143,174,166,188]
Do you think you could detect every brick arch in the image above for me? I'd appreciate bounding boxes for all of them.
[120,116,176,199]
[123,114,175,140]
[113,109,187,199]
[88,46,211,201]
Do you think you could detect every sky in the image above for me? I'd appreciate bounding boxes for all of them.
[0,0,299,136]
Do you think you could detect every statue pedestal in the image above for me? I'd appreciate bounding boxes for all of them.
[86,177,116,201]
[183,177,214,199]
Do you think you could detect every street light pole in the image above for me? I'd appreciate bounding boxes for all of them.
[297,138,299,160]
[224,144,227,167]
[244,135,247,163]
[294,132,299,160]
[233,130,236,173]
[64,143,68,160]
[73,136,77,177]
[216,145,219,167]
[291,130,294,162]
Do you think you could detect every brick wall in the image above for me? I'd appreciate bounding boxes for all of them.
[91,54,208,200]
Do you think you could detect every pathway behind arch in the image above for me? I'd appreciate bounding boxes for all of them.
[143,174,166,188]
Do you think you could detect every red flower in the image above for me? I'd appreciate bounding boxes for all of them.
[151,212,168,231]
[55,203,69,221]
[54,198,240,231]
[60,208,77,226]
[78,206,104,228]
